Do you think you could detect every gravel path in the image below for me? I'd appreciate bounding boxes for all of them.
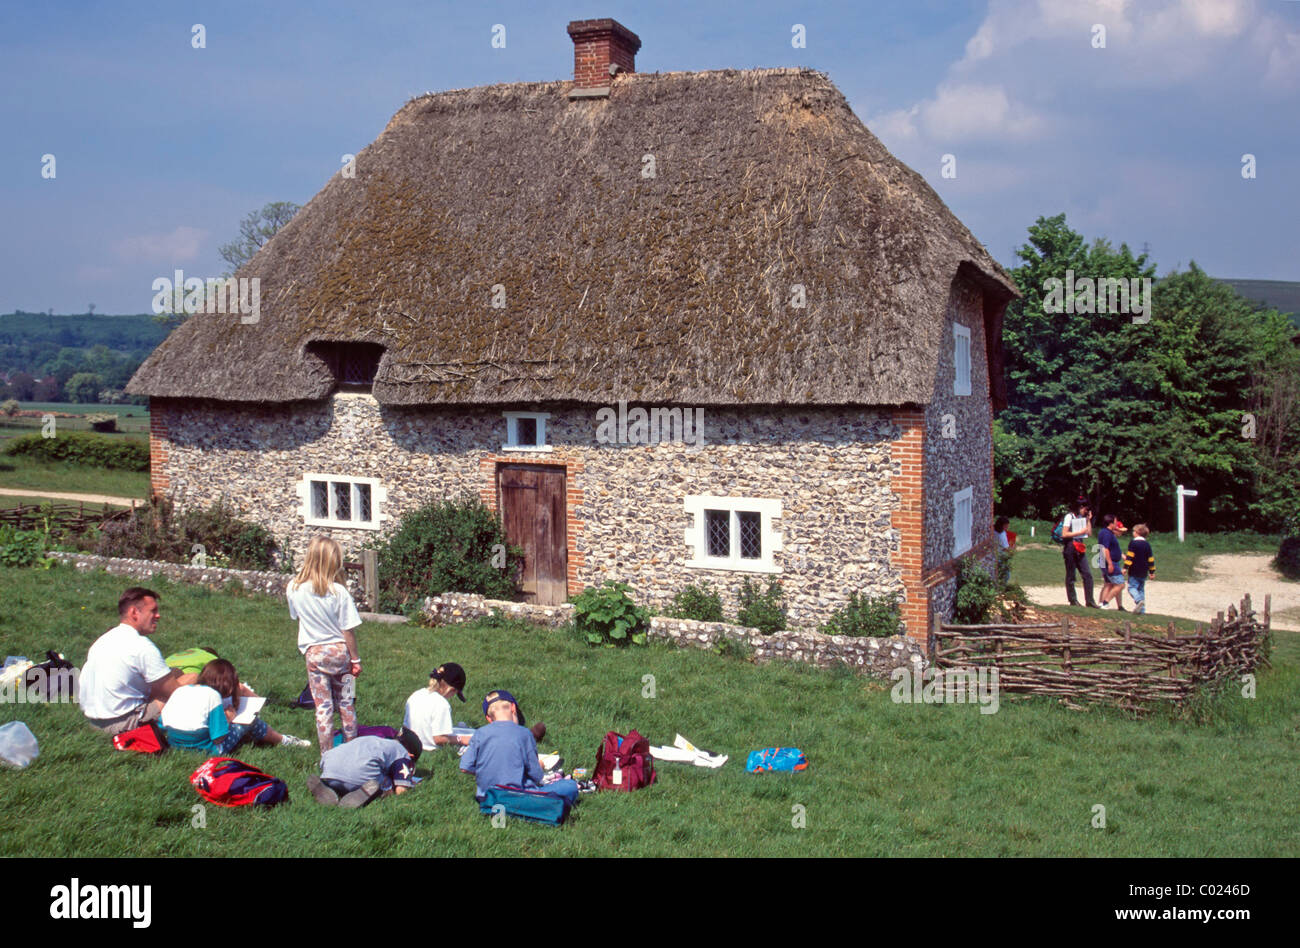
[1024,553,1300,632]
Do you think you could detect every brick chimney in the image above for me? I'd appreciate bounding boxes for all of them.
[567,18,641,95]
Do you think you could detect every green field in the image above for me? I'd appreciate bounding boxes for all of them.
[1,566,1295,857]
[0,452,148,499]
[0,401,150,438]
[1006,519,1288,587]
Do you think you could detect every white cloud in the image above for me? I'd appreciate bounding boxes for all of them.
[871,82,1049,145]
[111,226,206,263]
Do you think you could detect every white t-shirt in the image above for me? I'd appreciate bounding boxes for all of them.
[161,684,225,731]
[78,623,171,720]
[404,688,454,751]
[287,581,362,654]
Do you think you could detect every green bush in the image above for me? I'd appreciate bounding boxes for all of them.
[736,578,786,634]
[571,580,650,646]
[0,525,57,569]
[369,496,521,615]
[94,498,277,570]
[3,431,148,471]
[821,591,902,638]
[953,556,999,624]
[0,399,18,416]
[667,581,725,622]
[1275,536,1300,581]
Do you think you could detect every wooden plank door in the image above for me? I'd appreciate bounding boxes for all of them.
[497,464,568,605]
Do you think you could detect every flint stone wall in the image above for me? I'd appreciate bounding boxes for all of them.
[423,592,926,678]
[153,398,912,629]
[48,552,369,609]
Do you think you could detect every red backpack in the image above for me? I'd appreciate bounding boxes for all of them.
[190,757,289,808]
[593,730,656,792]
[112,722,168,754]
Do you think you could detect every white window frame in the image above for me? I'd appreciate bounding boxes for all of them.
[953,323,971,396]
[684,496,782,573]
[298,473,386,530]
[502,411,552,452]
[952,486,973,557]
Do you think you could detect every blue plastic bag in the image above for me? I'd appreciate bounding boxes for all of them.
[745,747,808,773]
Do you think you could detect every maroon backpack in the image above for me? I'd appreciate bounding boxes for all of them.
[593,730,656,792]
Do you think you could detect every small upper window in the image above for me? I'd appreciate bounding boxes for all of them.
[307,341,384,389]
[503,412,551,451]
[953,486,973,557]
[953,324,971,396]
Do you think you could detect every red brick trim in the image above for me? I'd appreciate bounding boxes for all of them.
[479,453,586,597]
[890,408,928,641]
[148,400,170,497]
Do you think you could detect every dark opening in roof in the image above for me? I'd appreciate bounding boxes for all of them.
[306,341,385,389]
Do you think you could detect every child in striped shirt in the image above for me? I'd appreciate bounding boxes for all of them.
[1123,524,1156,615]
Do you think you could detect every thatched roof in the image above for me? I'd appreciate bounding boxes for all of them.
[129,67,1017,407]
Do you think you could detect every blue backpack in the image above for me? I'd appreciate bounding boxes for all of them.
[479,785,571,827]
[745,747,809,773]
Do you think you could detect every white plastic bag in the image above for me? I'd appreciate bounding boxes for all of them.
[0,721,40,769]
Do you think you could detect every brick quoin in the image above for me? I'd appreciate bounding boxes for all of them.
[148,400,170,496]
[890,407,928,641]
[482,453,585,597]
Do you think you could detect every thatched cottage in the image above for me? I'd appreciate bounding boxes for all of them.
[128,18,1018,638]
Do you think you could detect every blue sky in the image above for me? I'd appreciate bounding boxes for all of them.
[2,0,1297,314]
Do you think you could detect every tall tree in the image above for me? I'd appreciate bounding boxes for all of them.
[218,201,301,274]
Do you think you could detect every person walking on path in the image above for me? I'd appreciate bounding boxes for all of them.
[1096,514,1128,609]
[288,536,363,754]
[1060,499,1098,608]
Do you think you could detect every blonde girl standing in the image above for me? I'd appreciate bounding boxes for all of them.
[288,536,362,753]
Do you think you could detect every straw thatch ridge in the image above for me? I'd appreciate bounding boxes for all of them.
[129,67,1017,406]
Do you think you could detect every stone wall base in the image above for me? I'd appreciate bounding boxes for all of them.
[423,592,926,679]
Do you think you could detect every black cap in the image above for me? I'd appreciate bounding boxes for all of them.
[431,662,467,702]
[397,726,422,763]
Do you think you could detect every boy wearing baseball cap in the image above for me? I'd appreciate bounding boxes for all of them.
[308,726,423,808]
[404,662,472,752]
[460,689,578,807]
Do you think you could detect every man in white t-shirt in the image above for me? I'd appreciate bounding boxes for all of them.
[404,662,472,752]
[79,587,194,735]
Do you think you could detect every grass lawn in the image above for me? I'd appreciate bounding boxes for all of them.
[0,453,149,498]
[1006,519,1287,587]
[5,401,150,432]
[1,565,1296,857]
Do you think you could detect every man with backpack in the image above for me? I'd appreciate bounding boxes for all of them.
[1058,499,1099,609]
[460,690,579,807]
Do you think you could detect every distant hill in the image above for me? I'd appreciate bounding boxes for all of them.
[0,312,169,351]
[1216,280,1300,328]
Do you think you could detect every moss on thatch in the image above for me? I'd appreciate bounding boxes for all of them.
[128,67,1016,406]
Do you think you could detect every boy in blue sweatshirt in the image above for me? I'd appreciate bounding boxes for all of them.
[1123,524,1156,615]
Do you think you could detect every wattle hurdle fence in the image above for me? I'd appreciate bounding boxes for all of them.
[928,595,1271,713]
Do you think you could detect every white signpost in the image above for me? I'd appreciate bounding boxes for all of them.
[1177,484,1198,542]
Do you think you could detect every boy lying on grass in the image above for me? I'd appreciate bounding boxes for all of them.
[307,726,422,808]
[460,690,578,808]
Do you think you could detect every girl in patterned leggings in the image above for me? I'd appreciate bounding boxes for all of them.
[288,536,363,754]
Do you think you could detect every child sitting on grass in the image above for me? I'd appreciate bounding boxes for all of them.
[160,658,311,752]
[404,662,473,752]
[460,690,577,807]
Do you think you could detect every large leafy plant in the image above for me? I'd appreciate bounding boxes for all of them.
[571,581,650,647]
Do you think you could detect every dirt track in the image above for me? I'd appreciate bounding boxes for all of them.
[1024,553,1300,632]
